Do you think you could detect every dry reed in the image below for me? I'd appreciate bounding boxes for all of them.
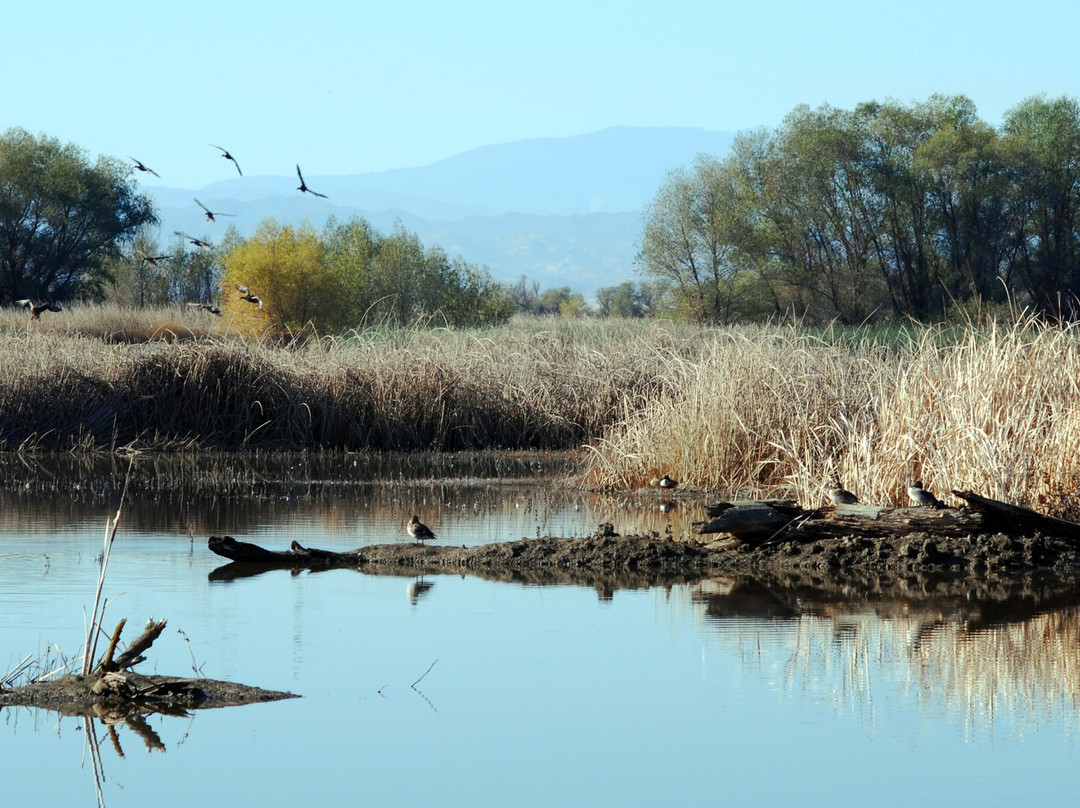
[5,305,1080,515]
[583,317,1080,516]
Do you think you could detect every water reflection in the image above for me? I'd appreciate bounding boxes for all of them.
[5,453,1080,805]
[691,570,1080,739]
[0,451,700,543]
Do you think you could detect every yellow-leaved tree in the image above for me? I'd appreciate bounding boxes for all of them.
[220,220,350,335]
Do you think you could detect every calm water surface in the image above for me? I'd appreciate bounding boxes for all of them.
[2,454,1079,807]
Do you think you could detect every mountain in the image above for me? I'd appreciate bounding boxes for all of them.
[148,126,736,296]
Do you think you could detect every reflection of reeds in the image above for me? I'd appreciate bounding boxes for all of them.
[909,609,1080,738]
[692,589,1080,739]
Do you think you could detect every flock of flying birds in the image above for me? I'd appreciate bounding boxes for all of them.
[14,146,330,320]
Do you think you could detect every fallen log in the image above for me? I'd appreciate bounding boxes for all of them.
[695,493,1080,546]
[951,490,1080,541]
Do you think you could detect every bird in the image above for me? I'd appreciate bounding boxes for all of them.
[407,515,437,544]
[174,231,213,250]
[235,285,263,310]
[908,481,947,509]
[195,198,235,224]
[828,482,859,505]
[15,299,63,320]
[140,254,170,268]
[211,144,242,176]
[129,157,160,178]
[651,474,678,493]
[186,302,222,316]
[296,164,328,198]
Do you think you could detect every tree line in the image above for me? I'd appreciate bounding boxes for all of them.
[639,94,1080,323]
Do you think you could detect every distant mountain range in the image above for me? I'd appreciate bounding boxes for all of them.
[147,126,736,297]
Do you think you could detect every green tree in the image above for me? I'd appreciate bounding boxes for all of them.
[595,281,664,317]
[639,155,751,323]
[0,128,156,301]
[1002,95,1080,317]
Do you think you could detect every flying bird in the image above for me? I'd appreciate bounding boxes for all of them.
[174,231,213,250]
[195,198,235,224]
[907,481,947,509]
[235,285,263,310]
[211,144,242,176]
[15,299,63,320]
[140,254,170,268]
[129,157,160,178]
[407,515,437,544]
[186,302,222,316]
[296,164,328,198]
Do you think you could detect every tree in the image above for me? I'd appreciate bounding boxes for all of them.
[595,281,664,317]
[1002,95,1080,317]
[638,154,755,324]
[0,128,156,301]
[221,220,337,332]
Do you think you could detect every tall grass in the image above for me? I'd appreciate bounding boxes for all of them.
[0,305,703,453]
[4,305,1080,515]
[584,316,1080,515]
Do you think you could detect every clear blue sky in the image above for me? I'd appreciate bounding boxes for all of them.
[4,0,1077,189]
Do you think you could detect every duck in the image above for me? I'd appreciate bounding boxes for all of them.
[129,157,160,178]
[211,144,242,176]
[235,285,263,310]
[15,299,63,320]
[195,198,235,224]
[407,515,437,544]
[827,482,859,505]
[296,164,328,198]
[907,481,947,509]
[174,231,213,250]
[186,302,222,316]
[654,474,678,492]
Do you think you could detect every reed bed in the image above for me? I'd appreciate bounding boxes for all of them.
[5,305,1080,514]
[583,317,1080,516]
[0,306,704,454]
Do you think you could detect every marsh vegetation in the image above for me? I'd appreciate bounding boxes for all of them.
[2,306,1078,517]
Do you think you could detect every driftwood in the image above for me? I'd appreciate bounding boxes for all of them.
[696,491,1080,545]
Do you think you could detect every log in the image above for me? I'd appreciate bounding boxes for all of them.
[694,492,1079,545]
[951,490,1080,541]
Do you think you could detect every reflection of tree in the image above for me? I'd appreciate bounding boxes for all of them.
[691,574,1080,738]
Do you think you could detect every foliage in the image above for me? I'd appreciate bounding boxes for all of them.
[0,128,156,302]
[220,216,514,333]
[639,94,1080,323]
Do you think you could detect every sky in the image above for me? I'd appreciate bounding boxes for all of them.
[4,0,1079,190]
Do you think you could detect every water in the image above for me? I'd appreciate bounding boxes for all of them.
[2,454,1080,807]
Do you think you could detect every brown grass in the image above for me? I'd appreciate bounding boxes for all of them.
[583,317,1080,515]
[4,305,1080,515]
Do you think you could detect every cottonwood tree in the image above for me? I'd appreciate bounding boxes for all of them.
[0,128,156,301]
[1003,95,1080,318]
[638,154,753,324]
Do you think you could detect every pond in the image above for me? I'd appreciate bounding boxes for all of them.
[2,453,1080,807]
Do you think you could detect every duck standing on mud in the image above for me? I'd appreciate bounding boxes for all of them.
[908,481,947,509]
[408,515,437,544]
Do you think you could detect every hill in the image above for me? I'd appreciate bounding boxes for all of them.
[148,126,736,296]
